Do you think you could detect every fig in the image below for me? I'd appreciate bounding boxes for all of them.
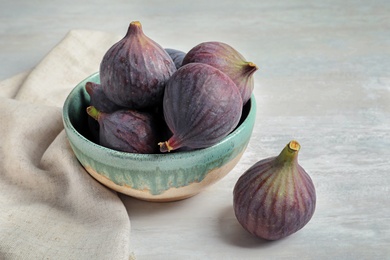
[86,106,158,154]
[100,21,176,109]
[233,140,316,240]
[182,41,258,105]
[85,81,122,113]
[165,48,186,69]
[85,81,123,142]
[159,63,243,152]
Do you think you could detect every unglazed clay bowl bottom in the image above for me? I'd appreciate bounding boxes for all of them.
[62,72,256,202]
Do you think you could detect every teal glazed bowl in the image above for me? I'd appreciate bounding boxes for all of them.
[63,72,256,202]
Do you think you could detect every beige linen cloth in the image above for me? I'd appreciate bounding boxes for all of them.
[0,30,135,259]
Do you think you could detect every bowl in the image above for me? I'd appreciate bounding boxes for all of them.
[62,72,256,202]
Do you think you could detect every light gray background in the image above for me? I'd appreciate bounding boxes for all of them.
[1,0,389,259]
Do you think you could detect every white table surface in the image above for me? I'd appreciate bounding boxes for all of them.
[1,0,389,259]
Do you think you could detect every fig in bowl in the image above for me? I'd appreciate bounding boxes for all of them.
[62,72,256,202]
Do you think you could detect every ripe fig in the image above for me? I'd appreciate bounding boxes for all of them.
[85,81,123,142]
[159,63,243,153]
[85,81,122,113]
[100,21,176,109]
[233,141,316,240]
[182,41,258,105]
[165,48,186,69]
[86,106,158,154]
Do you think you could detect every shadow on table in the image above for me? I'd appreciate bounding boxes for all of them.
[119,193,189,217]
[217,205,281,248]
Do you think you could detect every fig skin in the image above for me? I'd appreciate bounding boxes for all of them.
[159,63,243,152]
[165,48,186,69]
[182,41,258,105]
[85,81,123,142]
[233,141,316,240]
[86,106,159,154]
[85,81,122,113]
[100,21,176,109]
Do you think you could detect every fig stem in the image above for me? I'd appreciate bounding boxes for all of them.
[127,20,143,37]
[158,141,173,153]
[275,140,300,165]
[248,62,258,69]
[244,62,259,75]
[130,21,142,27]
[86,106,101,121]
[288,140,300,152]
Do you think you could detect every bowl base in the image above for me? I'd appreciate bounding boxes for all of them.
[83,148,246,202]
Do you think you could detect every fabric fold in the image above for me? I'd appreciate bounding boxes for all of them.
[14,29,121,107]
[0,30,132,259]
[0,72,29,99]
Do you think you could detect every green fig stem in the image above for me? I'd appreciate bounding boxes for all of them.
[86,106,101,121]
[275,140,300,165]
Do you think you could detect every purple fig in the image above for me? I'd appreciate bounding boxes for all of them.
[100,21,176,109]
[85,81,123,142]
[86,106,158,154]
[85,81,122,113]
[233,141,316,240]
[165,48,186,69]
[159,63,243,153]
[182,41,258,105]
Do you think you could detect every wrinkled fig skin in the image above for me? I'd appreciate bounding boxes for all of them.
[100,21,176,109]
[182,41,258,105]
[86,106,159,154]
[165,48,186,69]
[159,63,243,152]
[233,141,316,240]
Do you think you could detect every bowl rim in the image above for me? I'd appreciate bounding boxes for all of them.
[62,72,257,161]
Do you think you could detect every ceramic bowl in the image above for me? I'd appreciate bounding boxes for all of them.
[62,72,256,202]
